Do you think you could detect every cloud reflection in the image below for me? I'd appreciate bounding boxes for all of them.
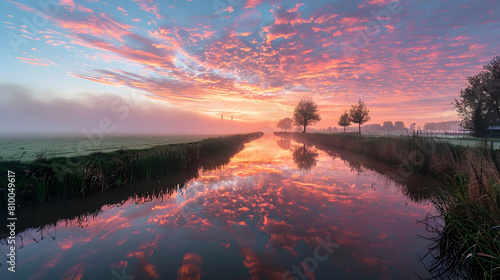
[3,136,437,279]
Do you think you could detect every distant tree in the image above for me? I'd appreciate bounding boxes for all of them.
[394,121,405,130]
[409,123,416,133]
[349,99,371,133]
[337,111,351,133]
[455,56,500,135]
[423,121,461,133]
[277,117,293,132]
[293,98,321,133]
[382,121,394,131]
[362,124,382,133]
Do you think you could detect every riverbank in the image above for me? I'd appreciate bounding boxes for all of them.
[0,132,263,208]
[276,132,500,278]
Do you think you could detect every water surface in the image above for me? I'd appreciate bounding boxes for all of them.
[0,134,439,279]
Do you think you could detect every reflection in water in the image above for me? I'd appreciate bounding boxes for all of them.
[292,144,319,171]
[284,133,438,204]
[0,134,441,279]
[276,138,292,150]
[1,139,249,235]
[419,213,481,279]
[328,150,364,173]
[177,252,203,280]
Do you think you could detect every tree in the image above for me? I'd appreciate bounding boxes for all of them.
[455,56,500,135]
[337,111,351,133]
[394,121,405,130]
[277,117,293,132]
[293,98,321,133]
[349,99,371,133]
[382,121,394,131]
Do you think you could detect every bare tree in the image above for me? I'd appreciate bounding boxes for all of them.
[293,98,321,133]
[277,117,293,132]
[337,111,351,133]
[349,99,371,133]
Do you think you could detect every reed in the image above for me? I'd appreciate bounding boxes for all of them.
[423,173,500,279]
[0,132,263,208]
[33,174,50,204]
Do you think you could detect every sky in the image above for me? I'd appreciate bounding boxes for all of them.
[1,0,499,134]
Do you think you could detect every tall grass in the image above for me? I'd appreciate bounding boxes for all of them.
[423,173,500,279]
[0,132,262,208]
[34,174,50,204]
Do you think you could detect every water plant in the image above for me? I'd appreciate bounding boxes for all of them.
[422,173,500,279]
[33,174,50,204]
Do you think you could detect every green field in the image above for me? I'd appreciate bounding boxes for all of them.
[0,135,218,162]
[436,137,500,149]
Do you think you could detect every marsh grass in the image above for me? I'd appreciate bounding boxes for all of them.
[422,173,500,279]
[34,174,50,204]
[0,132,262,208]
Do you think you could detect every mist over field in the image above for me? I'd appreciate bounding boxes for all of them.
[0,84,262,136]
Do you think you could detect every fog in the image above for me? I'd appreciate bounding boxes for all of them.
[0,84,264,136]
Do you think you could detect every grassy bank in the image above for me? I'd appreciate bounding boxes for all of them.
[276,132,500,279]
[0,132,263,208]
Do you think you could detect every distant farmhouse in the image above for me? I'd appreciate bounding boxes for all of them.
[487,126,500,136]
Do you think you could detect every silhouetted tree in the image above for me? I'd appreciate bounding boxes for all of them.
[349,99,371,133]
[292,144,318,171]
[277,117,293,132]
[293,98,321,133]
[337,111,351,133]
[394,121,405,130]
[423,121,460,133]
[455,56,500,135]
[382,121,394,130]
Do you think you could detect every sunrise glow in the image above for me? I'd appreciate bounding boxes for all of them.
[1,0,499,134]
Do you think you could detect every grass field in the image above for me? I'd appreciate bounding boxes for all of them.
[437,138,500,149]
[0,135,217,163]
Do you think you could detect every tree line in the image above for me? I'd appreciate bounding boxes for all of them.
[277,98,370,133]
[278,56,500,137]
